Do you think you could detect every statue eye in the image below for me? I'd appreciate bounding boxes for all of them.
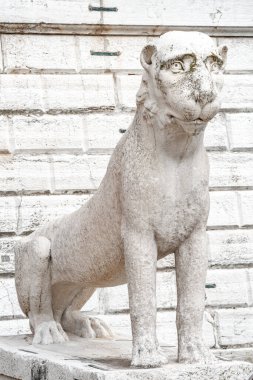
[205,55,222,73]
[170,61,184,73]
[210,62,220,73]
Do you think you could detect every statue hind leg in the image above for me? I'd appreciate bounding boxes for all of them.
[61,287,114,339]
[15,236,68,344]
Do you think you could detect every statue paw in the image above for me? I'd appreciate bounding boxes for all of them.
[82,316,114,339]
[178,339,216,364]
[33,321,69,345]
[62,311,114,339]
[131,343,168,368]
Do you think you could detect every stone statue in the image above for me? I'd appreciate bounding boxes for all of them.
[15,31,227,368]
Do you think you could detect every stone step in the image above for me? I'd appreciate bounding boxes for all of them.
[0,334,253,380]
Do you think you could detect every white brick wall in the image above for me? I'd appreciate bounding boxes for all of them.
[0,1,253,351]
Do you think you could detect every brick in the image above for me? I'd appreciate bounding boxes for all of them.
[0,116,12,153]
[0,74,115,112]
[227,113,253,151]
[52,154,110,192]
[83,113,133,153]
[223,75,253,110]
[216,308,253,346]
[19,194,91,234]
[43,74,115,111]
[2,35,77,74]
[0,194,91,235]
[209,152,253,188]
[239,191,253,227]
[78,36,146,72]
[246,269,253,305]
[100,311,215,347]
[206,269,249,307]
[0,155,51,193]
[0,0,100,24]
[218,38,253,72]
[103,0,253,28]
[0,75,44,111]
[204,113,228,151]
[0,39,2,73]
[0,277,23,318]
[0,197,19,233]
[208,230,253,267]
[117,74,141,108]
[208,191,239,228]
[12,115,84,153]
[0,237,19,274]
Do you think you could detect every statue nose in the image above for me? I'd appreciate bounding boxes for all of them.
[194,86,216,105]
[192,68,217,105]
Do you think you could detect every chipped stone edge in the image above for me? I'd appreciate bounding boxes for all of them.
[1,342,253,380]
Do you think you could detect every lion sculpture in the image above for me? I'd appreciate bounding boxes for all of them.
[15,31,227,368]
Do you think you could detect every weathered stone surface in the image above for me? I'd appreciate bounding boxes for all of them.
[11,115,85,153]
[0,117,11,154]
[208,191,239,227]
[0,0,100,24]
[102,0,253,28]
[52,154,110,192]
[216,308,253,346]
[227,113,253,151]
[0,277,23,318]
[207,230,253,267]
[217,37,253,71]
[0,237,18,273]
[0,74,115,112]
[209,152,253,188]
[239,191,253,227]
[0,155,51,193]
[17,194,91,234]
[0,335,253,380]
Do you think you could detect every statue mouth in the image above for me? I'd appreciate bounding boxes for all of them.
[174,118,208,126]
[171,117,208,134]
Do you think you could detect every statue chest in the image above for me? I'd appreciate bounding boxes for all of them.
[152,185,209,254]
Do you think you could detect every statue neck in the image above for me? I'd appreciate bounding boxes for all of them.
[135,104,206,161]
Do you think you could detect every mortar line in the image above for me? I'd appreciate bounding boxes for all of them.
[0,35,5,73]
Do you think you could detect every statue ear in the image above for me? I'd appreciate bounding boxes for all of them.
[140,44,157,70]
[218,44,228,66]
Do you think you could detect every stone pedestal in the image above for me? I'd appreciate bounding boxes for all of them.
[0,334,253,380]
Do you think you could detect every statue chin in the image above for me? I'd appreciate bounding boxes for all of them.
[175,118,208,135]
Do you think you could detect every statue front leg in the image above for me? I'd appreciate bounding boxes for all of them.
[123,225,168,368]
[175,227,215,364]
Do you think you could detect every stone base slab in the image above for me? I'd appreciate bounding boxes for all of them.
[0,334,253,380]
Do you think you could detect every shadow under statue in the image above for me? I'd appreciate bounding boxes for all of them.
[15,31,228,368]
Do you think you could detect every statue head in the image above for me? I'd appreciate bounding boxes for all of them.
[138,31,228,134]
